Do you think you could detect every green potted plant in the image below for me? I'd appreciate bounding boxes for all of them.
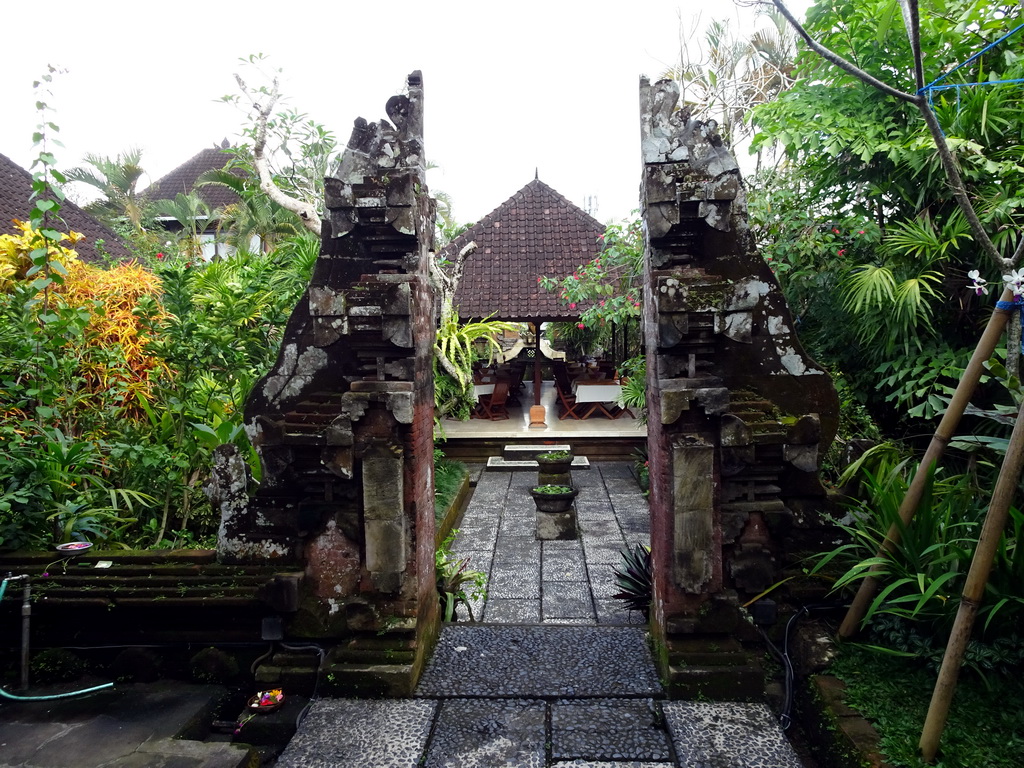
[535,450,573,475]
[529,484,579,513]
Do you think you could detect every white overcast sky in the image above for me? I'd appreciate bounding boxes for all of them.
[0,0,808,226]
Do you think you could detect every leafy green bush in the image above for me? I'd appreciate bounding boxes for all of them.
[433,450,467,523]
[435,530,487,622]
[812,451,1024,648]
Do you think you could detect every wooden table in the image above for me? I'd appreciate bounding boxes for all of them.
[572,380,631,418]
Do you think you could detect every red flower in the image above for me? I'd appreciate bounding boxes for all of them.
[537,277,542,283]
[837,249,846,256]
[599,300,605,307]
[156,252,164,260]
[832,228,840,234]
[569,303,577,309]
[577,322,585,329]
[634,302,640,308]
[858,230,865,234]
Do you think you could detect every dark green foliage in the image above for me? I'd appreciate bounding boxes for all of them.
[864,614,1024,686]
[29,648,85,683]
[749,1,1023,435]
[831,645,1024,767]
[189,646,239,684]
[433,450,467,523]
[612,543,652,619]
[435,531,487,622]
[811,450,1024,645]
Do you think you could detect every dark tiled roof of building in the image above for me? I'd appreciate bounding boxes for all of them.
[445,178,605,321]
[144,142,241,209]
[0,151,133,263]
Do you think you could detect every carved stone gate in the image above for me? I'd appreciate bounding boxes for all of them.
[210,72,838,698]
[639,77,838,693]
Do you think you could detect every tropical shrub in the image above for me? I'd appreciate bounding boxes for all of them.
[435,530,487,622]
[812,450,1024,650]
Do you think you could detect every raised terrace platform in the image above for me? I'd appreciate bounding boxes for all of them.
[440,382,646,461]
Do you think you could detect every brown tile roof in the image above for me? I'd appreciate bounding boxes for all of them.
[445,178,605,322]
[143,142,241,209]
[0,151,133,263]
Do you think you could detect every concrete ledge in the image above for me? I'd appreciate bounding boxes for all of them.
[486,456,591,471]
[798,675,894,768]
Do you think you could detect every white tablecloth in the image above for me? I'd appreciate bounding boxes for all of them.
[473,383,495,400]
[573,382,622,403]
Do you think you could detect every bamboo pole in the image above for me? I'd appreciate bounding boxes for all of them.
[839,288,1015,638]
[919,390,1024,761]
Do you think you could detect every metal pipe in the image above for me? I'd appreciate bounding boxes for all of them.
[1,575,114,702]
[21,579,31,689]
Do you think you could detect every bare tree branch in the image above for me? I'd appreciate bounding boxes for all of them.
[432,240,477,322]
[236,73,323,238]
[899,0,926,92]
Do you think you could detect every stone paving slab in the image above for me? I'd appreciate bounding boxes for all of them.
[422,698,546,768]
[552,762,671,767]
[551,699,672,762]
[542,581,594,620]
[662,701,803,768]
[416,626,661,698]
[275,699,436,768]
[484,597,541,623]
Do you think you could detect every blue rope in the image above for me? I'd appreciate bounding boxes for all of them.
[996,298,1024,355]
[919,22,1024,94]
[926,77,1024,93]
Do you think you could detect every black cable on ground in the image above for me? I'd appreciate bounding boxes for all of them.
[278,642,326,729]
[756,602,849,731]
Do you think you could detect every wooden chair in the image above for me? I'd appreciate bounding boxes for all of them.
[551,362,592,420]
[476,380,510,420]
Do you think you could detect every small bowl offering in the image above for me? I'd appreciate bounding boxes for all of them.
[247,689,284,713]
[55,541,93,553]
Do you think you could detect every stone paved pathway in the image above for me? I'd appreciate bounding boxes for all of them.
[276,462,805,767]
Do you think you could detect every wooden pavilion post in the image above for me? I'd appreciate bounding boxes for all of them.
[529,321,547,427]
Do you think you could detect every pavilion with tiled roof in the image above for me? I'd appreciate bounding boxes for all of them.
[447,176,604,322]
[143,140,240,210]
[442,176,605,422]
[0,151,132,263]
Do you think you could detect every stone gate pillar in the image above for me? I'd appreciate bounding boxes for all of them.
[212,72,438,694]
[639,77,839,696]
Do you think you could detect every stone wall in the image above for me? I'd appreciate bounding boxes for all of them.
[639,76,839,638]
[212,73,438,674]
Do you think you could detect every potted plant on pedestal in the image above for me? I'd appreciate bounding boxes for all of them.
[529,484,579,513]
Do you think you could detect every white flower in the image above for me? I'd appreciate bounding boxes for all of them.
[968,268,989,296]
[1004,268,1024,297]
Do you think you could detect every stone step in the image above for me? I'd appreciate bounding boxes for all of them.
[487,455,591,472]
[502,443,573,459]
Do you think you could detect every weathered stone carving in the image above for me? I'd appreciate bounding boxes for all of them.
[640,76,839,632]
[214,73,438,665]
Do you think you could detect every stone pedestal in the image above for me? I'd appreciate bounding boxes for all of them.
[538,471,571,486]
[536,508,577,540]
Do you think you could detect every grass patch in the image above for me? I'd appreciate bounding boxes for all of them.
[434,455,468,523]
[831,645,1024,767]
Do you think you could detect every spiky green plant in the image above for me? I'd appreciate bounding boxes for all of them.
[612,543,652,619]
